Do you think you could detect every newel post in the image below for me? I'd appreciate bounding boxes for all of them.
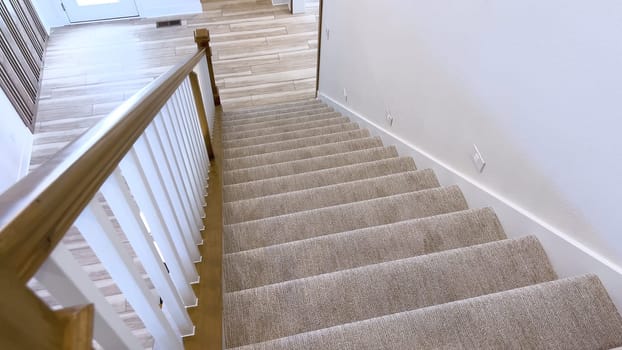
[194,28,221,106]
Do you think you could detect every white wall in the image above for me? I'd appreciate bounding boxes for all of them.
[134,0,201,19]
[0,91,33,195]
[31,0,201,31]
[319,1,622,297]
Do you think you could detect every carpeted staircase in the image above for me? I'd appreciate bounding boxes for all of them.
[220,99,622,349]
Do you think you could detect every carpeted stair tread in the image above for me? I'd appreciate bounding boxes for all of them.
[223,137,384,171]
[224,129,370,159]
[224,208,505,292]
[223,122,360,149]
[224,99,323,118]
[224,98,320,114]
[220,100,622,350]
[224,156,417,202]
[223,116,351,141]
[224,102,326,120]
[224,146,399,185]
[231,275,622,350]
[223,107,334,128]
[224,185,468,253]
[224,236,556,347]
[224,170,440,224]
[222,111,339,133]
[224,99,322,117]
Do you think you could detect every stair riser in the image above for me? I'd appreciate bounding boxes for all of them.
[230,276,622,350]
[223,123,359,149]
[224,237,556,347]
[224,186,468,253]
[223,137,383,171]
[224,102,325,120]
[223,107,334,127]
[224,129,370,159]
[224,157,417,202]
[224,100,322,117]
[223,117,351,141]
[224,170,441,224]
[224,208,506,292]
[224,146,399,185]
[222,111,340,133]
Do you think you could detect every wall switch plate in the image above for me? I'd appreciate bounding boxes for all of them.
[343,88,348,102]
[325,28,330,40]
[386,112,394,127]
[472,144,486,173]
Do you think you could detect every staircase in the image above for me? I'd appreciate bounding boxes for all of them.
[220,99,622,349]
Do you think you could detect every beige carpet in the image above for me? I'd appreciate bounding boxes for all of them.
[221,99,622,349]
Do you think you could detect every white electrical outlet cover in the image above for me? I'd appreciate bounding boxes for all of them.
[472,144,486,173]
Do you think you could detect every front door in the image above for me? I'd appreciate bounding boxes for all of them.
[62,0,139,23]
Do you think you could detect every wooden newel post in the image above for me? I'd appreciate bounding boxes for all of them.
[194,28,221,106]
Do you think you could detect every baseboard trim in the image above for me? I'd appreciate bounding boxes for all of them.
[319,92,622,310]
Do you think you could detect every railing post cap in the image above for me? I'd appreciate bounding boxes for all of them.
[194,28,211,45]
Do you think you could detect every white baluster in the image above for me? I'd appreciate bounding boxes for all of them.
[183,77,210,171]
[177,82,209,207]
[179,79,210,193]
[143,124,201,263]
[169,89,207,210]
[156,102,204,239]
[152,106,203,244]
[194,58,216,137]
[120,149,198,306]
[74,200,183,350]
[100,169,195,336]
[151,110,201,239]
[36,243,143,350]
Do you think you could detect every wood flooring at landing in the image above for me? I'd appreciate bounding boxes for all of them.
[33,0,319,169]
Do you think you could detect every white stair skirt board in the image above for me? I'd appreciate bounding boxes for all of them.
[318,92,622,311]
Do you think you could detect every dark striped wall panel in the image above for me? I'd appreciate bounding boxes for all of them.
[0,0,47,132]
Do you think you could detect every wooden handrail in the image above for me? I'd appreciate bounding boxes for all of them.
[0,27,220,349]
[0,48,207,283]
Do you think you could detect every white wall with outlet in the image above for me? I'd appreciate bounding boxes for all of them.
[0,91,33,195]
[318,0,622,306]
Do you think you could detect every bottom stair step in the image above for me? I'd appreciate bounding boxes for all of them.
[231,275,622,350]
[224,208,506,292]
[224,236,557,348]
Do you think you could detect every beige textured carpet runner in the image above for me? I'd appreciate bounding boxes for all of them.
[220,99,622,349]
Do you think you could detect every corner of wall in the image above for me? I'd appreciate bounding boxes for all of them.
[0,91,33,195]
[318,92,622,311]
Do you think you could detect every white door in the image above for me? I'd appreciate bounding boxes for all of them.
[62,0,139,23]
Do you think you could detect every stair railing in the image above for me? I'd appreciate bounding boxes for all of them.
[0,28,220,349]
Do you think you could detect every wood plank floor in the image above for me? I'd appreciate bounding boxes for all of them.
[29,1,319,348]
[32,0,318,169]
